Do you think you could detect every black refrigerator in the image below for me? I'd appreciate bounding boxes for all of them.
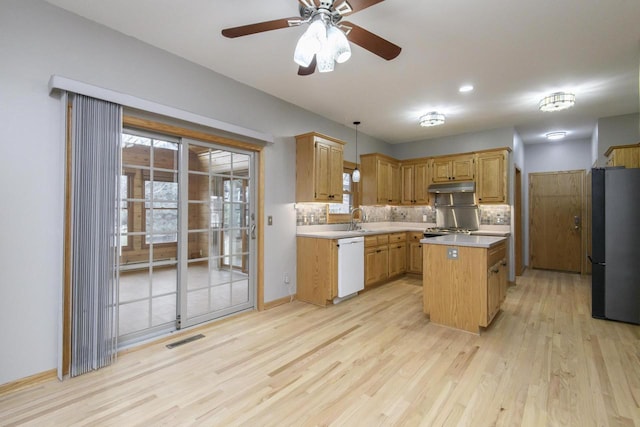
[590,167,640,325]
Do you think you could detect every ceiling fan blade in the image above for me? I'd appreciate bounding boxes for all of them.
[341,21,401,60]
[298,0,319,8]
[222,17,301,38]
[298,56,317,76]
[335,0,385,16]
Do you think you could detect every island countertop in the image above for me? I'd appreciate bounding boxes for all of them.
[420,234,506,248]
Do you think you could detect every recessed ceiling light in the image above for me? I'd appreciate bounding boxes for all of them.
[539,92,576,112]
[546,131,567,140]
[459,85,474,93]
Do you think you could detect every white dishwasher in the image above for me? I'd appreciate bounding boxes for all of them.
[334,236,365,303]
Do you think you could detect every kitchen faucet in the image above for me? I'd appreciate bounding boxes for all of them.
[349,207,366,231]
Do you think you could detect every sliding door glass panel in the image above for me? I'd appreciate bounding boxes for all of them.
[182,143,255,327]
[118,132,179,346]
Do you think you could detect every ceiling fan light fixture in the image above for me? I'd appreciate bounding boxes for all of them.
[316,42,335,72]
[294,34,318,67]
[419,112,445,127]
[327,25,351,63]
[539,91,576,112]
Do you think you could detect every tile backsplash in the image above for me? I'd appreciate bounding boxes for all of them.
[296,203,511,226]
[479,205,511,225]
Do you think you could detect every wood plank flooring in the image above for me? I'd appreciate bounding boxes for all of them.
[1,270,639,426]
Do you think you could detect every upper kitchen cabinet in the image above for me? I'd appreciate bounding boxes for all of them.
[361,153,401,205]
[605,143,640,168]
[431,154,475,182]
[400,159,430,205]
[296,132,345,203]
[476,149,510,204]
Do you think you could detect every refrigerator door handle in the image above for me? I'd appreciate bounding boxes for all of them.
[587,255,606,266]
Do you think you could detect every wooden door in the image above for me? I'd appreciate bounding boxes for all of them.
[529,170,584,272]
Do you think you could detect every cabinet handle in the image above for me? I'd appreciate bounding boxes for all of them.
[501,261,507,266]
[491,267,499,274]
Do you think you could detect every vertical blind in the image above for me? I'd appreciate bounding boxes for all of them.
[70,94,121,377]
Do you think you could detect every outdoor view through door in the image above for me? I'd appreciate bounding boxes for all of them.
[118,131,255,347]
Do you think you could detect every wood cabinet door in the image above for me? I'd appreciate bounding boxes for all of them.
[376,159,390,203]
[484,266,501,327]
[389,162,401,204]
[477,151,506,203]
[389,243,406,277]
[314,141,332,201]
[408,241,423,273]
[376,246,389,282]
[329,144,344,202]
[431,159,452,182]
[364,246,378,287]
[414,162,430,204]
[401,164,414,205]
[452,155,475,181]
[610,147,640,168]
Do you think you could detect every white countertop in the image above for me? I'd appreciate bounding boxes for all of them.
[420,234,506,248]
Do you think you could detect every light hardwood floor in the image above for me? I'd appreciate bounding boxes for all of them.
[1,270,639,426]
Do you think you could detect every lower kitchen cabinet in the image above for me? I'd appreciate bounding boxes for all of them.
[407,232,423,274]
[364,234,391,287]
[296,237,338,306]
[388,232,407,277]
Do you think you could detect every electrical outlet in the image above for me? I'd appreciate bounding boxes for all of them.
[284,273,290,284]
[422,214,427,222]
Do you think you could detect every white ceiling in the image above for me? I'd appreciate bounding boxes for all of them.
[44,0,640,145]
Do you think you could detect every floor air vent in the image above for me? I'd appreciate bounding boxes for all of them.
[166,334,205,349]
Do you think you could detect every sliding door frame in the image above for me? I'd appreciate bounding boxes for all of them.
[122,116,265,313]
[63,114,265,375]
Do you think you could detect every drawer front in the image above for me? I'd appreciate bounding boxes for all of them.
[389,232,406,243]
[408,232,423,241]
[364,236,378,247]
[488,242,506,267]
[376,234,389,245]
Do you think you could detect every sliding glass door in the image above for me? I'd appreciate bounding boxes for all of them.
[118,132,256,346]
[180,140,255,328]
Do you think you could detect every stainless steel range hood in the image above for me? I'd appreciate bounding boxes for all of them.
[428,182,476,193]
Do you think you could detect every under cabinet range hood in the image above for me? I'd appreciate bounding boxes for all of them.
[428,181,475,193]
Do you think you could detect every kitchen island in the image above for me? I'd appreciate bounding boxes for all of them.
[421,234,508,333]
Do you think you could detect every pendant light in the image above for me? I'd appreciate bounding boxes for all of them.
[352,121,361,183]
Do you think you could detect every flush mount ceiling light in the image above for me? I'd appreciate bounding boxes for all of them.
[546,131,567,140]
[459,84,474,93]
[419,112,446,127]
[539,92,576,112]
[352,121,361,183]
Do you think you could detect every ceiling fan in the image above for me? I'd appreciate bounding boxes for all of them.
[221,0,401,75]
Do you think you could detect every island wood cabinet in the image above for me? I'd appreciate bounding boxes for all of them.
[406,232,424,274]
[476,149,508,204]
[423,240,507,333]
[361,154,401,205]
[605,143,640,168]
[296,236,338,306]
[431,154,475,183]
[400,160,430,205]
[295,132,345,203]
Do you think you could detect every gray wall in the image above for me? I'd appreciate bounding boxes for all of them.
[523,138,593,264]
[391,127,515,160]
[595,113,640,166]
[0,0,392,385]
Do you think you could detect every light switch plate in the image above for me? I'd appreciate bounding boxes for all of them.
[447,247,459,260]
[268,216,273,226]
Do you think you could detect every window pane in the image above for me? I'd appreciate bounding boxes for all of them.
[342,172,351,191]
